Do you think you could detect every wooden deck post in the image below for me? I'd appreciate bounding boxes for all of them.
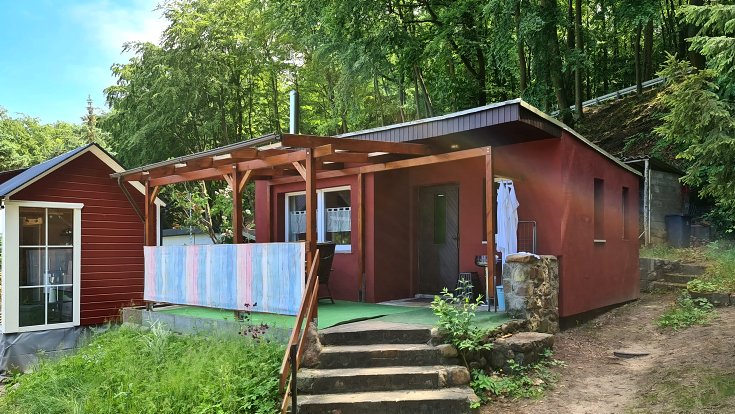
[144,180,158,246]
[357,173,365,302]
[231,167,244,244]
[305,149,317,266]
[484,147,496,310]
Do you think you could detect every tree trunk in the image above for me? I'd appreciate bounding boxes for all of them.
[574,0,583,119]
[515,0,527,94]
[643,18,654,80]
[634,23,643,96]
[567,0,575,50]
[540,0,571,122]
[601,0,609,93]
[687,0,706,69]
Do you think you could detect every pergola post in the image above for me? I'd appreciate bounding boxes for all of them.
[144,180,158,246]
[484,147,496,311]
[231,167,244,244]
[305,149,317,266]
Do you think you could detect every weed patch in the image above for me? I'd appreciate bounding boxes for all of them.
[657,292,715,330]
[470,350,563,406]
[0,325,283,414]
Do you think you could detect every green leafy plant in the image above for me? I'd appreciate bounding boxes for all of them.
[470,349,563,405]
[431,280,492,367]
[658,291,715,331]
[686,279,719,293]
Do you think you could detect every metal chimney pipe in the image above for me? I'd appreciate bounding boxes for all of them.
[289,89,300,134]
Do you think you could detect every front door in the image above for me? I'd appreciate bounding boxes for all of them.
[417,184,459,294]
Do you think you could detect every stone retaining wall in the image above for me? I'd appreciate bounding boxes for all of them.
[502,254,559,334]
[639,257,678,292]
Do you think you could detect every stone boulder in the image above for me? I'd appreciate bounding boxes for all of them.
[489,332,554,373]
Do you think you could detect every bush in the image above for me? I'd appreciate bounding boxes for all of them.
[658,292,715,331]
[431,280,492,367]
[0,325,284,414]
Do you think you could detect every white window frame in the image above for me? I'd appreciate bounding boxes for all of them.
[1,201,83,333]
[285,186,352,253]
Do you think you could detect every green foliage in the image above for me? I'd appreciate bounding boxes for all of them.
[470,349,563,405]
[0,107,89,170]
[0,325,283,414]
[657,291,715,331]
[431,280,492,367]
[686,279,719,294]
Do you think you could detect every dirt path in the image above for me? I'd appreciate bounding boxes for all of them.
[483,292,735,414]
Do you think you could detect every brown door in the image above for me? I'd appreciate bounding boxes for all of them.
[418,184,459,294]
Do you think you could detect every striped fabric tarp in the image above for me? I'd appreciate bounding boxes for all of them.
[144,243,305,315]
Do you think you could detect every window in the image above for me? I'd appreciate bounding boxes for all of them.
[286,187,352,252]
[622,187,630,239]
[594,178,605,241]
[18,207,75,327]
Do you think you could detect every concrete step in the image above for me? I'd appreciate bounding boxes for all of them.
[650,281,687,291]
[319,321,432,346]
[678,263,707,276]
[317,344,453,369]
[297,387,479,414]
[663,273,697,285]
[297,365,470,394]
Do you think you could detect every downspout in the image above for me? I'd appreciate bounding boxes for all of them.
[643,159,650,245]
[117,176,145,222]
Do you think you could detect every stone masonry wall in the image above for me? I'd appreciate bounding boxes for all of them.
[649,169,684,244]
[502,254,559,334]
[639,257,678,292]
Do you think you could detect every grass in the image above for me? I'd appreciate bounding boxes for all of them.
[641,241,735,293]
[0,324,283,414]
[629,368,735,413]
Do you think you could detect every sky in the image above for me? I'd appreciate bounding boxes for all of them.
[0,0,167,124]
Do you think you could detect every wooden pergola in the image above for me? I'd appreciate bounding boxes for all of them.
[112,133,497,294]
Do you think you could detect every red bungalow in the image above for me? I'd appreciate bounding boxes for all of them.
[254,99,641,318]
[0,143,160,336]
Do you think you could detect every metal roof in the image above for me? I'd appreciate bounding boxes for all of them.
[0,144,94,198]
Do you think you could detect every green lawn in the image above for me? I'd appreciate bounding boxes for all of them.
[0,325,282,414]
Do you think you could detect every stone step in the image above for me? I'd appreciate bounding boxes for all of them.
[663,273,697,285]
[678,263,707,276]
[319,321,432,346]
[297,387,479,414]
[650,281,687,291]
[297,365,470,394]
[317,344,453,369]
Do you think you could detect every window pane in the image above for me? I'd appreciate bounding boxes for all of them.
[48,286,73,324]
[19,207,45,246]
[19,287,45,327]
[434,194,446,244]
[288,194,306,242]
[324,190,351,245]
[20,248,45,286]
[48,209,73,246]
[48,248,73,284]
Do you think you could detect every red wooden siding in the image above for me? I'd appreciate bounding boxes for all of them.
[12,151,145,325]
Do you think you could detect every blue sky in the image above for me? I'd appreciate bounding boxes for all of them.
[0,0,166,124]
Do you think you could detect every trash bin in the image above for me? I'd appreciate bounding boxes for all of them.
[665,214,691,248]
[495,286,506,312]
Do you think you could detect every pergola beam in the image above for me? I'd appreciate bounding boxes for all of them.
[281,133,433,156]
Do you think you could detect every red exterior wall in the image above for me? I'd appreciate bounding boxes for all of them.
[256,132,640,317]
[12,151,145,325]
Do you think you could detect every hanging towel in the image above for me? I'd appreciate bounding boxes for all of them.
[496,181,520,265]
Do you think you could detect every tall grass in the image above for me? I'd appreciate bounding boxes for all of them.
[640,241,735,293]
[0,324,283,414]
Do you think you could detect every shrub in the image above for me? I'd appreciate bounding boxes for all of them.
[658,292,715,331]
[431,280,492,367]
[0,325,284,414]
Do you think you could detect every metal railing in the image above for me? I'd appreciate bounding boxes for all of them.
[518,220,537,254]
[551,77,665,116]
[279,249,320,414]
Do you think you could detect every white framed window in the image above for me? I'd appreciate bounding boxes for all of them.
[1,201,82,333]
[285,186,352,253]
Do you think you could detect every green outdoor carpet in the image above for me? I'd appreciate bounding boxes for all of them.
[157,300,417,329]
[377,307,510,330]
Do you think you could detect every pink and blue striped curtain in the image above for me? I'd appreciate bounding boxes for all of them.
[144,243,305,315]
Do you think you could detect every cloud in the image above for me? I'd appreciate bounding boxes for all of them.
[69,0,167,58]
